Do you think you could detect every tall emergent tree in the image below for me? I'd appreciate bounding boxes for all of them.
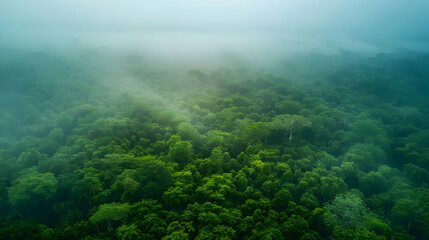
[268,114,312,144]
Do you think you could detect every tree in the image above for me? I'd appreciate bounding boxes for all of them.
[195,173,238,206]
[17,148,44,167]
[117,224,142,240]
[391,199,417,232]
[346,118,390,149]
[332,227,386,240]
[268,114,311,144]
[111,158,172,201]
[90,202,130,232]
[195,147,224,176]
[358,171,387,196]
[275,100,302,115]
[72,173,103,207]
[404,163,429,183]
[168,141,194,167]
[281,215,311,240]
[8,172,58,208]
[41,228,58,240]
[176,123,201,143]
[195,225,236,240]
[261,180,281,199]
[364,218,392,237]
[111,172,141,202]
[344,143,386,172]
[162,230,190,240]
[244,122,270,145]
[272,189,292,211]
[326,190,369,229]
[320,176,347,201]
[300,192,319,210]
[249,227,284,240]
[163,171,195,207]
[188,69,206,81]
[250,158,271,182]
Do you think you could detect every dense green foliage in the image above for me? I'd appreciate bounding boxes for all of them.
[1,49,429,239]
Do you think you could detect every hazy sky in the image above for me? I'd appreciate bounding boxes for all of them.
[1,0,429,54]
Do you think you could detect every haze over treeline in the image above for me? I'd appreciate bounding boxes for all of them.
[2,0,429,57]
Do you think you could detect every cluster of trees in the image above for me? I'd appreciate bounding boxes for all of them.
[0,49,429,239]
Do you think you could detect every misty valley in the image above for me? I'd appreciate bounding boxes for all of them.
[0,47,429,240]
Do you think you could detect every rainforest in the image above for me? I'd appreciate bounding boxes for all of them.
[1,1,429,240]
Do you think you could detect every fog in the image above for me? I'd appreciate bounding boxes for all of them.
[2,2,429,239]
[2,0,429,59]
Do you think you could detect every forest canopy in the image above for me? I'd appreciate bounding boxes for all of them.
[0,48,428,240]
